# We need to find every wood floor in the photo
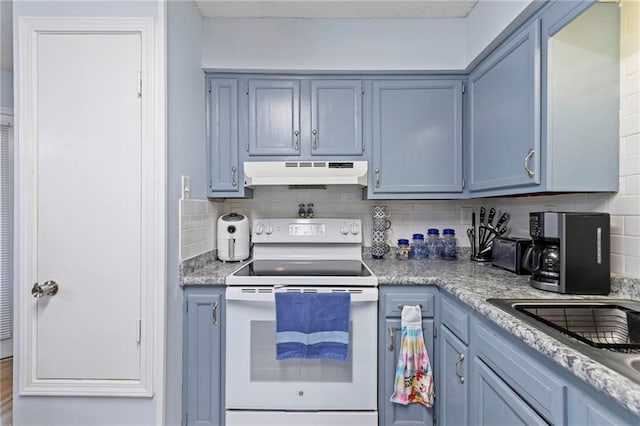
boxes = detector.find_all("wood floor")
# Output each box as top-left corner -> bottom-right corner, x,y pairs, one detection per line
0,357 -> 12,426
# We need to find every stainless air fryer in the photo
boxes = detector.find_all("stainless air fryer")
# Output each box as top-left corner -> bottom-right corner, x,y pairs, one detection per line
523,212 -> 610,295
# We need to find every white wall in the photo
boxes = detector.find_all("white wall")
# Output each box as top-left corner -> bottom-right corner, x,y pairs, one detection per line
0,70 -> 12,108
165,1 -> 208,424
201,2 -> 536,71
202,17 -> 467,70
465,0 -> 535,63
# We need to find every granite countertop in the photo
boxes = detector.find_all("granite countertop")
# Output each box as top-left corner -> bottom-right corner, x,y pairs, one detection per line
181,252 -> 640,416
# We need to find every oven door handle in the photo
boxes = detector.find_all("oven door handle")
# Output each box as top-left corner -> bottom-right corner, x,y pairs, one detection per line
226,287 -> 379,302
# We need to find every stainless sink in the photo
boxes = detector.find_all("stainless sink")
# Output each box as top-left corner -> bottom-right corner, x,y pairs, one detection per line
487,298 -> 640,383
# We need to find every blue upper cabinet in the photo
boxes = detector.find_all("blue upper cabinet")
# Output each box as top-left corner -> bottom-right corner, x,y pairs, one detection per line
467,20 -> 541,193
466,1 -> 619,197
248,79 -> 301,156
310,80 -> 363,156
207,78 -> 249,198
540,1 -> 619,192
369,79 -> 463,198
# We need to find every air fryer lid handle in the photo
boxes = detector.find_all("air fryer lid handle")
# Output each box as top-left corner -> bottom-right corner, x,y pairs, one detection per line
221,212 -> 245,222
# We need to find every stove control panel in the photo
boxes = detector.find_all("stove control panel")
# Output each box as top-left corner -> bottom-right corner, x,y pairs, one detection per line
252,218 -> 362,243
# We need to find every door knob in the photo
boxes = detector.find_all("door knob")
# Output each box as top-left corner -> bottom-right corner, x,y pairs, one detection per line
32,280 -> 59,298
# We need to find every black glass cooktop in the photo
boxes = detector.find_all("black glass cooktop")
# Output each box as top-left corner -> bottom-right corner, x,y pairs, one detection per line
232,260 -> 371,277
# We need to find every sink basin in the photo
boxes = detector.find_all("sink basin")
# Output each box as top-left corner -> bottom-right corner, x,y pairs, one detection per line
487,298 -> 640,383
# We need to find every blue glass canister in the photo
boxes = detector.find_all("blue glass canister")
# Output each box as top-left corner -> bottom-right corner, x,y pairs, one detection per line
426,228 -> 442,259
397,239 -> 410,260
410,234 -> 426,259
442,228 -> 457,260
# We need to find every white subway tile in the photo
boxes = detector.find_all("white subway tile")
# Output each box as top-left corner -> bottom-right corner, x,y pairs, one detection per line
622,92 -> 640,116
611,235 -> 640,257
611,254 -> 625,274
626,216 -> 640,236
621,112 -> 640,137
183,228 -> 206,246
624,133 -> 640,156
611,215 -> 625,235
621,71 -> 640,97
626,175 -> 640,195
626,255 -> 640,278
608,195 -> 640,215
620,154 -> 640,177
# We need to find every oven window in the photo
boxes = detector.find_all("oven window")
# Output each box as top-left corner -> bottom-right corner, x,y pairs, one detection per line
250,321 -> 353,383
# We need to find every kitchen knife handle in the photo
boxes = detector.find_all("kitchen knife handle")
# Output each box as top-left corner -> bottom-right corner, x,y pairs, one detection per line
524,149 -> 535,178
495,212 -> 510,230
479,207 -> 486,225
487,208 -> 496,226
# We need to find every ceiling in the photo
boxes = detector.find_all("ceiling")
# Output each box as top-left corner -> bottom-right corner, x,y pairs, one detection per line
194,0 -> 479,19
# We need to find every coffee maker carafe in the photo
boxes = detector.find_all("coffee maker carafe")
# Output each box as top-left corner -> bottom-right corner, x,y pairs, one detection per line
524,212 -> 610,295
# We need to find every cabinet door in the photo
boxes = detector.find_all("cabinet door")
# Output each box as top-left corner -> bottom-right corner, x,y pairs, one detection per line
310,80 -> 363,156
184,291 -> 224,426
371,80 -> 463,194
381,318 -> 435,426
248,79 -> 300,156
467,20 -> 541,192
472,358 -> 548,426
439,326 -> 468,426
208,78 -> 241,195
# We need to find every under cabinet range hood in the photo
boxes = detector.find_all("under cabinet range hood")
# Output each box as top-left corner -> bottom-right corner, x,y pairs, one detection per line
243,161 -> 368,187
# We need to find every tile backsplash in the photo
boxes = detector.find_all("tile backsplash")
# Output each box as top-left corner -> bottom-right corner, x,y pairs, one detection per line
179,199 -> 221,261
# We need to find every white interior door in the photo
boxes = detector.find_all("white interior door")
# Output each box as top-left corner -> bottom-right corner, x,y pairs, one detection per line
17,18 -> 160,397
35,32 -> 142,380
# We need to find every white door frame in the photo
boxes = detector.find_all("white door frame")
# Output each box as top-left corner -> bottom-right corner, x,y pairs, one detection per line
16,16 -> 165,401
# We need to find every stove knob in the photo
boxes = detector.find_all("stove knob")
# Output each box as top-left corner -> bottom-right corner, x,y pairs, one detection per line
255,224 -> 264,235
265,226 -> 274,235
340,225 -> 350,235
350,224 -> 360,235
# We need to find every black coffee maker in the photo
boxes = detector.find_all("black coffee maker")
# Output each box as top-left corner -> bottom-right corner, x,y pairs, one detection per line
523,212 -> 610,295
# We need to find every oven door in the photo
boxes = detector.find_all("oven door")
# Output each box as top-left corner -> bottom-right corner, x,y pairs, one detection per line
225,286 -> 378,411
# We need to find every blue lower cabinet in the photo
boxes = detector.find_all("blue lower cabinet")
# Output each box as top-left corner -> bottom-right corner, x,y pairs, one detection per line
381,318 -> 435,426
379,286 -> 437,426
183,287 -> 225,426
439,326 -> 468,426
472,358 -> 548,426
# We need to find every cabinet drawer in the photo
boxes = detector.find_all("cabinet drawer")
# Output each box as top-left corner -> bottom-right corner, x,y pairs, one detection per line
383,291 -> 435,318
475,322 -> 566,425
440,295 -> 469,344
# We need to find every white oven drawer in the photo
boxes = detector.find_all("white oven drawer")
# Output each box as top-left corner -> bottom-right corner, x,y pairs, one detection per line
225,286 -> 378,411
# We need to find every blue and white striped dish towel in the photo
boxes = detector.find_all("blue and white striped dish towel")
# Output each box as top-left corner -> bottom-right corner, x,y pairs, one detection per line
275,292 -> 350,361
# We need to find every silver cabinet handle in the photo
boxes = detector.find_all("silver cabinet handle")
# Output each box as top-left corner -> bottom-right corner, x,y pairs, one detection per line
212,301 -> 219,326
455,352 -> 465,384
231,166 -> 237,187
524,149 -> 535,179
32,280 -> 59,298
398,303 -> 423,310
387,326 -> 394,352
294,130 -> 300,150
312,129 -> 318,150
375,168 -> 381,188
